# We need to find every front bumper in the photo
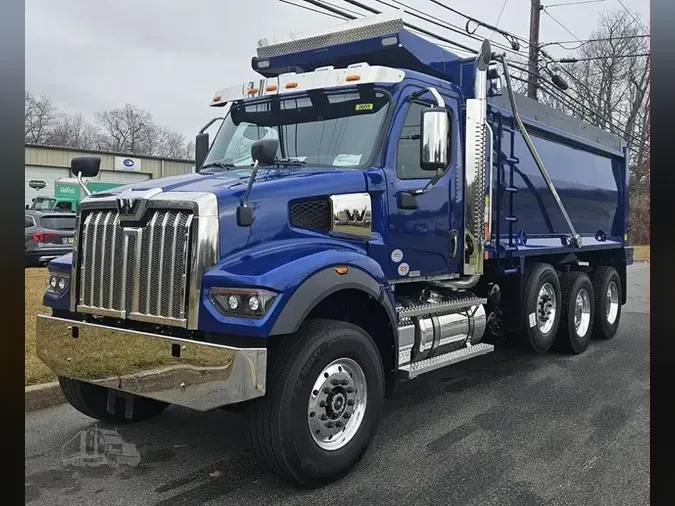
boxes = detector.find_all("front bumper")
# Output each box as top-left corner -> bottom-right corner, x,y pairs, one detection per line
35,315 -> 267,411
26,247 -> 73,264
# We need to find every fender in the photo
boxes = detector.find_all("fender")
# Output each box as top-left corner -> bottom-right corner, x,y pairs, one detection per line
269,263 -> 398,336
199,238 -> 398,339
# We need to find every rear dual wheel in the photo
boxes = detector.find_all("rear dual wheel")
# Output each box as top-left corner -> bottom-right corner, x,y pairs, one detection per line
556,271 -> 595,354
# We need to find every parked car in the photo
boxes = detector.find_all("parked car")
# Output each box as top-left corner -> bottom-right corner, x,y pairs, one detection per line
25,210 -> 76,267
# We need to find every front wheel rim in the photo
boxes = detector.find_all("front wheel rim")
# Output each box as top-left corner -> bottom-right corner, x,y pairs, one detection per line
307,358 -> 367,451
606,281 -> 619,325
574,288 -> 592,336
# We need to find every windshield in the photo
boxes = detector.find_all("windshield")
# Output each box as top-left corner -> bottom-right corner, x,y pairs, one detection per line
203,89 -> 390,170
40,215 -> 76,230
32,198 -> 55,210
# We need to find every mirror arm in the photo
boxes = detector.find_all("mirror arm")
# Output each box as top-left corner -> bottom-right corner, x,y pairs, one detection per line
409,168 -> 445,196
409,87 -> 445,108
200,117 -> 224,134
77,172 -> 91,197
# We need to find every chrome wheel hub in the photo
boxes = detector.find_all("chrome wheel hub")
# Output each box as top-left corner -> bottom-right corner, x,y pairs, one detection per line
574,288 -> 591,336
537,283 -> 557,334
308,358 -> 367,451
606,281 -> 619,325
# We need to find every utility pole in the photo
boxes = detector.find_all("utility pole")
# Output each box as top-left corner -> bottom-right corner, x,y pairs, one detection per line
527,0 -> 542,100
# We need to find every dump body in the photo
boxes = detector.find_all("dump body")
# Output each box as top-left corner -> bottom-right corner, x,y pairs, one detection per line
486,93 -> 628,256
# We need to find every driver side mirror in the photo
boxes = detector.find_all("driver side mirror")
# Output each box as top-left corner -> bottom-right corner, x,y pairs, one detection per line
195,132 -> 209,170
420,107 -> 449,171
71,156 -> 100,178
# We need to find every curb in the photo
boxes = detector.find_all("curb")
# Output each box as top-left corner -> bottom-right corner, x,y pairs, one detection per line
25,381 -> 65,413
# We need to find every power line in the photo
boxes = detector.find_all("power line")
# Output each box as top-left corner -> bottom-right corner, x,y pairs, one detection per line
542,7 -> 582,42
557,52 -> 650,63
279,0 -> 345,20
374,0 -> 527,58
546,0 -> 607,7
494,0 -> 509,30
284,1 -> 646,149
541,33 -> 650,50
615,0 -> 649,35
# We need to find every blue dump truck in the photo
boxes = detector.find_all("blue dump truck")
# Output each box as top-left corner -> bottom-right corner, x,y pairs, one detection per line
36,15 -> 632,486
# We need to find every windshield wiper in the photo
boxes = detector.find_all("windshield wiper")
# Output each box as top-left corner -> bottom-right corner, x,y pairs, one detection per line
201,160 -> 235,171
272,158 -> 307,167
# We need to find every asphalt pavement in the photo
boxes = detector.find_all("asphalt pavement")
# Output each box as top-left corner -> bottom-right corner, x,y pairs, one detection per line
25,262 -> 650,506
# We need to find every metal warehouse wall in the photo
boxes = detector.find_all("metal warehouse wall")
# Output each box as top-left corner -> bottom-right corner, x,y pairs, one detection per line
25,145 -> 195,179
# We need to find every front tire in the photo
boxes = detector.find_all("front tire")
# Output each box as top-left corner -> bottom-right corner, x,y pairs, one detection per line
246,319 -> 385,487
58,377 -> 168,424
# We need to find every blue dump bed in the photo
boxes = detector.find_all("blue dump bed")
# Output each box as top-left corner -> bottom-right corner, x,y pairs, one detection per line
253,16 -> 628,254
487,93 -> 628,254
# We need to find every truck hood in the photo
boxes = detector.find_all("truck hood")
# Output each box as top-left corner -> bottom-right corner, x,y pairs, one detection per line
106,166 -> 368,203
96,167 -> 373,260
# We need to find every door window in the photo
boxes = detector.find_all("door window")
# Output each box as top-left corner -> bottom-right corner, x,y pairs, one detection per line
396,99 -> 452,180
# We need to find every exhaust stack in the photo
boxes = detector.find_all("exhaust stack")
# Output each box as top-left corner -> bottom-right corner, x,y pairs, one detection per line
463,40 -> 492,276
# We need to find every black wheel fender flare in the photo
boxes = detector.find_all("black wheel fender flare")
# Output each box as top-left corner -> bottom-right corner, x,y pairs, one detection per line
269,266 -> 398,339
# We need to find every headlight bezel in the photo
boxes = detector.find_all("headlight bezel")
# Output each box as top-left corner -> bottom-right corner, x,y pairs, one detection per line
46,271 -> 70,296
209,287 -> 278,319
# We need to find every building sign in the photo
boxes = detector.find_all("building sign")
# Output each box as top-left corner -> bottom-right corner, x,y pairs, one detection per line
28,180 -> 46,190
114,156 -> 142,172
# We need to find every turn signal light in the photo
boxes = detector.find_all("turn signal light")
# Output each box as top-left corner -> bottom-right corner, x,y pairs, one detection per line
285,82 -> 299,89
345,74 -> 361,82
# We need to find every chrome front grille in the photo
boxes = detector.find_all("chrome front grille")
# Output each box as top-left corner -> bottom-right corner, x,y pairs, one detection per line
77,208 -> 194,326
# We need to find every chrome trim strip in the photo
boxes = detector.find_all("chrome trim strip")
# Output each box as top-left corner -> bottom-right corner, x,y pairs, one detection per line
35,314 -> 266,411
120,232 -> 130,311
77,305 -> 126,319
167,212 -> 180,316
131,228 -> 143,314
128,312 -> 187,328
157,212 -> 170,313
109,214 -> 119,307
70,212 -> 82,312
99,211 -> 110,307
145,212 -> 158,313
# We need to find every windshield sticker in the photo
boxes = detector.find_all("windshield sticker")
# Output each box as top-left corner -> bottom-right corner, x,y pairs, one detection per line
355,103 -> 373,111
333,154 -> 363,166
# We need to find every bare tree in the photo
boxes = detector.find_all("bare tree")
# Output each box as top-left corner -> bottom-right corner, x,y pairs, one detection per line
25,91 -> 58,144
47,112 -> 97,150
94,104 -> 154,154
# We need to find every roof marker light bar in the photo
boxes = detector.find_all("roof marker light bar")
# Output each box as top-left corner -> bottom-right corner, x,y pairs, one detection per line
210,63 -> 405,106
256,13 -> 404,59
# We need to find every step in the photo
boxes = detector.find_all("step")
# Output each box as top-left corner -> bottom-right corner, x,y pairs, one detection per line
398,343 -> 495,379
397,295 -> 487,320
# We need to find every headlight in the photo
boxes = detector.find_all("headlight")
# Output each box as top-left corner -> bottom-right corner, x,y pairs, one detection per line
209,288 -> 277,318
46,271 -> 70,295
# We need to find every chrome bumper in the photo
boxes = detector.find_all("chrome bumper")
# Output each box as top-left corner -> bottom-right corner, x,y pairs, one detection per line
35,314 -> 266,411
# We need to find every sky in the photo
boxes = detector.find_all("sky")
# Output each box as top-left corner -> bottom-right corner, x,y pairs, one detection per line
25,0 -> 649,143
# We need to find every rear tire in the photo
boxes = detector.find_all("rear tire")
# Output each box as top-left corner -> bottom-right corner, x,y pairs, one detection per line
519,262 -> 561,353
591,266 -> 622,339
555,271 -> 594,354
58,377 -> 168,424
246,319 -> 385,487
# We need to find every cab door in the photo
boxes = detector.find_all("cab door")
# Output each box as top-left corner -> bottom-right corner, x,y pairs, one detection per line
385,86 -> 462,281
